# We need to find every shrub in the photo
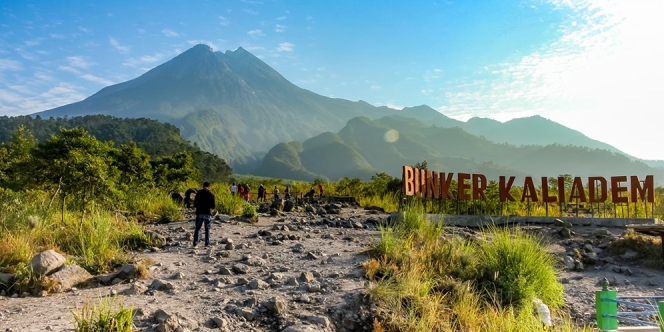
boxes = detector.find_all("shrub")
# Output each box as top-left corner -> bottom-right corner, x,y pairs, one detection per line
71,295 -> 134,332
242,203 -> 257,219
474,226 -> 564,312
158,199 -> 182,223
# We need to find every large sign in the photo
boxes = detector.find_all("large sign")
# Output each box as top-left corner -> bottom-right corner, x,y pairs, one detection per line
402,166 -> 655,203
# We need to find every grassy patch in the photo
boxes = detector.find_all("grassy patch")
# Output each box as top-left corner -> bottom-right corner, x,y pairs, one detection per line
211,184 -> 246,215
366,204 -> 584,331
71,295 -> 134,332
359,192 -> 400,212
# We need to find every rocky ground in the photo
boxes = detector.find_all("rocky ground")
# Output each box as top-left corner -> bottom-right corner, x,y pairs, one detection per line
1,202 -> 663,331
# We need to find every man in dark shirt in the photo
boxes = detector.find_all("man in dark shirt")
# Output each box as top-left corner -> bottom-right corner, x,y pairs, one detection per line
193,182 -> 216,247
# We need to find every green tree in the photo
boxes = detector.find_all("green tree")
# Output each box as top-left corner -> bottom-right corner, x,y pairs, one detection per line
151,151 -> 199,192
0,126 -> 38,190
33,128 -> 121,217
413,160 -> 428,170
111,142 -> 153,188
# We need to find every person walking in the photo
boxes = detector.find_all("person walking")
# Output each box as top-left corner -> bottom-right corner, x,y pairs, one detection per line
318,183 -> 324,198
230,183 -> 237,196
193,181 -> 216,248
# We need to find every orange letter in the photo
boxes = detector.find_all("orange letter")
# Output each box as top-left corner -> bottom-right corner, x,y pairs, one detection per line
631,175 -> 654,203
473,174 -> 487,200
457,173 -> 471,200
402,166 -> 414,196
611,176 -> 628,203
439,172 -> 455,200
419,169 -> 427,197
558,176 -> 565,203
428,171 -> 439,199
588,177 -> 607,203
569,177 -> 587,202
541,177 -> 557,203
413,168 -> 420,197
521,177 -> 538,202
499,176 -> 516,202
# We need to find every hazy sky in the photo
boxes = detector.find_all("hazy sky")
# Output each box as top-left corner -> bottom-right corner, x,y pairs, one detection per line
1,0 -> 662,159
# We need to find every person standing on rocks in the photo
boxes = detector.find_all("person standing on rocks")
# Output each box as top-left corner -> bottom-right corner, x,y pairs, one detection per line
193,182 -> 216,247
273,185 -> 280,200
284,185 -> 291,200
257,184 -> 266,202
318,183 -> 324,198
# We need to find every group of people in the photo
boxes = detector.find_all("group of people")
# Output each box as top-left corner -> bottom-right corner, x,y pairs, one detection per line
230,182 -> 325,202
192,181 -> 326,248
229,183 -> 251,201
255,184 -> 292,201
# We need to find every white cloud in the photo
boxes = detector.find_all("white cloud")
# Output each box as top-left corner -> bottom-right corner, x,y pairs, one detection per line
438,0 -> 664,159
50,33 -> 67,39
219,16 -> 230,26
0,83 -> 85,116
387,103 -> 404,110
243,45 -> 265,52
67,56 -> 92,69
275,24 -> 286,32
79,74 -> 113,86
276,16 -> 287,20
276,42 -> 294,52
248,29 -> 264,37
0,59 -> 22,71
162,28 -> 181,37
123,53 -> 164,68
109,37 -> 130,54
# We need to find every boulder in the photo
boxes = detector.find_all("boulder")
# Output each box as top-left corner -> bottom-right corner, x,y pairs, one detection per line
114,264 -> 141,281
364,206 -> 385,213
150,279 -> 174,291
283,200 -> 295,212
123,283 -> 148,295
0,272 -> 14,286
29,250 -> 65,276
184,188 -> 197,208
265,297 -> 287,314
170,192 -> 185,204
146,231 -> 167,247
50,265 -> 92,292
249,279 -> 269,290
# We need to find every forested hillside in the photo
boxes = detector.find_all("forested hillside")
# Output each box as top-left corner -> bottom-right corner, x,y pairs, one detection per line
0,115 -> 232,183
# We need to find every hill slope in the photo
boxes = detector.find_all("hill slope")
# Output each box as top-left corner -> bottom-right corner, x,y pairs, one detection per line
0,115 -> 232,182
255,116 -> 663,184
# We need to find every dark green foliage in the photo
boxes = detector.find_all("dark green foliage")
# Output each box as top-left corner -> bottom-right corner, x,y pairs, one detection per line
0,114 -> 231,183
0,126 -> 37,190
33,128 -> 121,211
151,152 -> 199,192
111,142 -> 153,188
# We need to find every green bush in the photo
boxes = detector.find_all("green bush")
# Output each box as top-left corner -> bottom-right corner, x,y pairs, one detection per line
71,295 -> 134,332
212,185 -> 245,215
158,199 -> 182,223
475,226 -> 564,311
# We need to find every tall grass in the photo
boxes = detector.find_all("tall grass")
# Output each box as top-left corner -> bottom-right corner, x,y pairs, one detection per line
359,192 -> 400,212
366,203 -> 585,331
210,183 -> 246,215
71,295 -> 134,332
0,189 -> 150,274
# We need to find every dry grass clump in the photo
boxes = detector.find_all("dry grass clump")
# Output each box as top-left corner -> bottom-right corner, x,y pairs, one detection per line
605,228 -> 663,269
365,203 -> 590,332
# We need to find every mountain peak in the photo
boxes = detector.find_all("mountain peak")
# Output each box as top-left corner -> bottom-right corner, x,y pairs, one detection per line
189,43 -> 214,53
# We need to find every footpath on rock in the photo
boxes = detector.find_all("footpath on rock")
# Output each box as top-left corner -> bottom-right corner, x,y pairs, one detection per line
2,201 -> 664,331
